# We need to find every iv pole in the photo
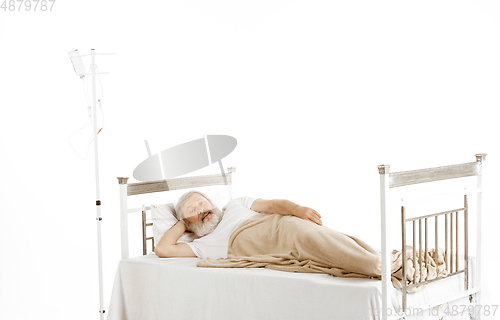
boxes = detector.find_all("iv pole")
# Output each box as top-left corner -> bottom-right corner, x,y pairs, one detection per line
90,49 -> 105,320
69,49 -> 113,319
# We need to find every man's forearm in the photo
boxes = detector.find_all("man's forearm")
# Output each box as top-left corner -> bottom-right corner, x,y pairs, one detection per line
154,220 -> 196,258
251,198 -> 322,226
270,199 -> 322,226
270,199 -> 299,216
156,220 -> 187,248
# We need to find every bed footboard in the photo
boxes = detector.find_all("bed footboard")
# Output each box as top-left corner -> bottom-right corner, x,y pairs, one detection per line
400,194 -> 478,312
378,154 -> 485,320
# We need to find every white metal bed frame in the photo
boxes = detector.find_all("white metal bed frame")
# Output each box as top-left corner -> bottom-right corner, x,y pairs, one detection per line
378,153 -> 485,320
115,154 -> 485,320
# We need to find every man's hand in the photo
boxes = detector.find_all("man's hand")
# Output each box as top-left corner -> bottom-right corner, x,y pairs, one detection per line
293,205 -> 322,226
180,219 -> 193,233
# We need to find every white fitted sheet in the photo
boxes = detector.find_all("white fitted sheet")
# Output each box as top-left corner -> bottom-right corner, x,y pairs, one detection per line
107,255 -> 475,320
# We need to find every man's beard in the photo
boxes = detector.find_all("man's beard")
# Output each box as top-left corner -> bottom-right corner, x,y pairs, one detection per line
187,207 -> 224,237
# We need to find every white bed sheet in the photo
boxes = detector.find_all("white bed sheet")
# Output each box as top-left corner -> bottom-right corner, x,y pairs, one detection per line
107,255 -> 475,320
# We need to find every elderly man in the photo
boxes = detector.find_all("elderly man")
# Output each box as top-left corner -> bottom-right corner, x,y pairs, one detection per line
154,191 -> 322,259
154,191 -> 446,289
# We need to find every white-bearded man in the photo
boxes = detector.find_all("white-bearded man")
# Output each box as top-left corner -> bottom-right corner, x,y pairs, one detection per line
154,190 -> 444,289
154,191 -> 322,259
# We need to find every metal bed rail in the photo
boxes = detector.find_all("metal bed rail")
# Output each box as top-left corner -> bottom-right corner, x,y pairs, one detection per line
400,195 -> 470,311
142,207 -> 155,255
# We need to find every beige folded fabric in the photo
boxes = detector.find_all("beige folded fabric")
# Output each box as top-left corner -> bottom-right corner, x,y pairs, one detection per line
197,213 -> 447,292
391,246 -> 447,292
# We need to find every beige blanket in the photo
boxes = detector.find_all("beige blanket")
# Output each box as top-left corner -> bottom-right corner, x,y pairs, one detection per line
197,213 -> 447,292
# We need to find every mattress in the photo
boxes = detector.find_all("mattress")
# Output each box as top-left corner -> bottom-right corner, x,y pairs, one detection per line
107,255 -> 475,320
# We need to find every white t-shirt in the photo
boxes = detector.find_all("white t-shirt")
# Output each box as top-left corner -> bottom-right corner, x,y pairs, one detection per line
186,197 -> 259,259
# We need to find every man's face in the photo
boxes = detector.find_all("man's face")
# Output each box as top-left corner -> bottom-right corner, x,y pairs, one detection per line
181,194 -> 223,237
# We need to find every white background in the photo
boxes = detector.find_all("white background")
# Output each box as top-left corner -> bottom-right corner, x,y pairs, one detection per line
1,1 -> 499,319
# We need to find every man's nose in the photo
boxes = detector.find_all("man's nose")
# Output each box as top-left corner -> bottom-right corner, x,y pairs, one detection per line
196,206 -> 205,217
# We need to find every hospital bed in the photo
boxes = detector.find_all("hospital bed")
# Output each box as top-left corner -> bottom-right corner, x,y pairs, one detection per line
107,155 -> 486,320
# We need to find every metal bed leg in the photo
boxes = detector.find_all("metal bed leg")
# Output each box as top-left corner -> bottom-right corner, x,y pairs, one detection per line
378,165 -> 391,320
401,206 -> 407,312
118,177 -> 129,260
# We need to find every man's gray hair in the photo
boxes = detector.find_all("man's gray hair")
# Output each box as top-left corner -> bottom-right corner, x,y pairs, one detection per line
175,190 -> 216,220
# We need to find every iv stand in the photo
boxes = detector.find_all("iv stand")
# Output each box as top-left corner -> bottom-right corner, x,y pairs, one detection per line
69,48 -> 114,319
90,49 -> 105,320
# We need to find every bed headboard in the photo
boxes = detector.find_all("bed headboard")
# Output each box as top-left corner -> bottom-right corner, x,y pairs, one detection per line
377,154 -> 486,317
117,167 -> 236,259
